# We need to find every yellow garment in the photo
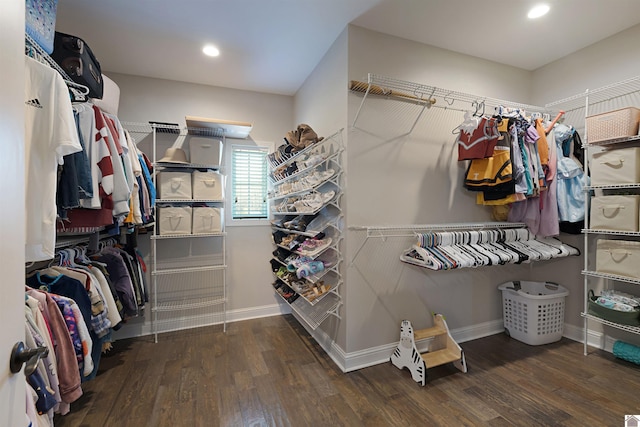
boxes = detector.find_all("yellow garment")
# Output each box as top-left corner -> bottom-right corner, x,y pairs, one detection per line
476,192 -> 523,206
465,149 -> 512,189
535,118 -> 549,166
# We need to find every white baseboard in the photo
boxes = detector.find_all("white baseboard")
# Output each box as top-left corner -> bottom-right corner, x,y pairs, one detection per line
299,319 -> 506,373
115,311 -> 622,369
113,303 -> 290,340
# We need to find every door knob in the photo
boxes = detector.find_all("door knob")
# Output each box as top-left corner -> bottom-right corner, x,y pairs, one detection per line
9,341 -> 49,375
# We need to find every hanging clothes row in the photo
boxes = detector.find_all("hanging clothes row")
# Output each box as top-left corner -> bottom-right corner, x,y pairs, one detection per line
24,51 -> 156,263
455,105 -> 584,237
24,237 -> 148,423
57,103 -> 156,235
401,226 -> 579,271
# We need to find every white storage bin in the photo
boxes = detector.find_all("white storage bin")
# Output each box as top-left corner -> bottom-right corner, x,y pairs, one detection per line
192,170 -> 223,200
192,207 -> 222,234
590,147 -> 640,185
498,281 -> 569,346
158,206 -> 192,235
189,137 -> 222,167
157,171 -> 192,200
590,195 -> 640,232
596,239 -> 640,279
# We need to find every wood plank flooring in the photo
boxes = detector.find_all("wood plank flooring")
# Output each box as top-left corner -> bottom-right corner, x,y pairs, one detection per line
54,315 -> 640,427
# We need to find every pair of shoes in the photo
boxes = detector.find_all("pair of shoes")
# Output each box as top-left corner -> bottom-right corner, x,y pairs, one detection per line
272,247 -> 291,263
271,215 -> 297,229
285,124 -> 324,151
296,260 -> 325,279
286,255 -> 314,272
303,169 -> 335,187
298,237 -> 332,255
291,191 -> 335,213
272,230 -> 286,244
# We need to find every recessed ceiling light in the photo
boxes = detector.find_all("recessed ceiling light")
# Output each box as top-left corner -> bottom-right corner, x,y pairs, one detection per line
528,4 -> 550,19
203,45 -> 220,57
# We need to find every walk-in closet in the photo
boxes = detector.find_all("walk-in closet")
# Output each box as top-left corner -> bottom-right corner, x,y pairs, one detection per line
4,1 -> 640,426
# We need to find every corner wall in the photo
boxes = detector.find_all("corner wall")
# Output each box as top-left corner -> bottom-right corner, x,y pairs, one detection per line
342,25 -> 579,359
106,73 -> 295,337
293,28 -> 350,353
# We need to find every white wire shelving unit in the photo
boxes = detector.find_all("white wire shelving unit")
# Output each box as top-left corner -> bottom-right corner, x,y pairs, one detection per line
125,121 -> 230,342
548,75 -> 640,356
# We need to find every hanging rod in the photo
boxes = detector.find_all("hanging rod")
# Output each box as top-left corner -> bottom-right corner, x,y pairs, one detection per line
348,222 -> 528,266
349,221 -> 526,237
364,74 -> 552,112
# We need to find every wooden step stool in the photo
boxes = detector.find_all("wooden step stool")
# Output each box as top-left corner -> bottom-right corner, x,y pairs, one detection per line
390,313 -> 467,386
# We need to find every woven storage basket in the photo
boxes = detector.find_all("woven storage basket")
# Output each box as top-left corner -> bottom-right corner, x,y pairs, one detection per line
586,107 -> 640,143
588,290 -> 640,326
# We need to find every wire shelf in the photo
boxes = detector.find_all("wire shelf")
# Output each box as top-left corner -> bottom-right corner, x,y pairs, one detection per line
152,297 -> 226,312
152,232 -> 226,240
349,222 -> 527,238
547,75 -> 640,112
155,198 -> 224,204
581,313 -> 640,335
582,270 -> 640,285
364,74 -> 553,114
119,121 -> 230,138
586,134 -> 640,147
152,265 -> 226,276
582,229 -> 640,237
289,291 -> 341,330
586,183 -> 640,190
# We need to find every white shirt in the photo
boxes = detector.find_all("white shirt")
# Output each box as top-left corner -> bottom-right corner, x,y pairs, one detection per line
25,57 -> 82,261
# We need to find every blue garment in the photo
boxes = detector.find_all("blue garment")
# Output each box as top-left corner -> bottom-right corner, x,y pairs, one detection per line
556,136 -> 586,223
73,111 -> 93,199
138,154 -> 156,206
56,112 -> 94,218
27,273 -> 92,329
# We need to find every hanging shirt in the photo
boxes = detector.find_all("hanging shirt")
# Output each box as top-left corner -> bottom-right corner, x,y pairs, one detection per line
25,57 -> 83,261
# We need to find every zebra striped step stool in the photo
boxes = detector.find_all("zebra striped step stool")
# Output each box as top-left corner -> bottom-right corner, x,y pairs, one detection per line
390,313 -> 467,386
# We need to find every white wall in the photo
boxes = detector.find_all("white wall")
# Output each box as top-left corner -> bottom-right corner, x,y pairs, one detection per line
106,73 -> 295,337
343,25 -> 572,355
532,24 -> 640,107
293,28 -> 350,352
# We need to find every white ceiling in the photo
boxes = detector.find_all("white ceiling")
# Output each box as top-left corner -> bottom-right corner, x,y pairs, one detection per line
54,0 -> 640,96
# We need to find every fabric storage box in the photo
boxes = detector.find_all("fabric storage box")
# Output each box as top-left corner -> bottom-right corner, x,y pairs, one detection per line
192,207 -> 222,234
498,281 -> 569,345
157,171 -> 192,200
590,147 -> 640,185
590,195 -> 640,232
192,170 -> 223,200
189,137 -> 222,166
158,206 -> 192,235
596,239 -> 640,279
26,0 -> 58,54
588,290 -> 640,326
586,107 -> 640,143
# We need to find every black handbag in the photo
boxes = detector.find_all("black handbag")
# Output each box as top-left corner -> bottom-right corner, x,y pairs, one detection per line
51,31 -> 103,99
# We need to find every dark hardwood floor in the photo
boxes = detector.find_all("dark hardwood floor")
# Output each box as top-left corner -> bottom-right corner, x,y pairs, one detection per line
54,315 -> 639,427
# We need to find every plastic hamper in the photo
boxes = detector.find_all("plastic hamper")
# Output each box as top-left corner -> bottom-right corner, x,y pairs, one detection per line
498,281 -> 569,345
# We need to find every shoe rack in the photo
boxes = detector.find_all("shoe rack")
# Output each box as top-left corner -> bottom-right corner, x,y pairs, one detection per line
268,129 -> 344,330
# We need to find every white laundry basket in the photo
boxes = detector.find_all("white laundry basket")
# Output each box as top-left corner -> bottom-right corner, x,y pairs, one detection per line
498,281 -> 569,345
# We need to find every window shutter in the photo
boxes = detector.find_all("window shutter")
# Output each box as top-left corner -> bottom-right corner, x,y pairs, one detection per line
231,146 -> 268,219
